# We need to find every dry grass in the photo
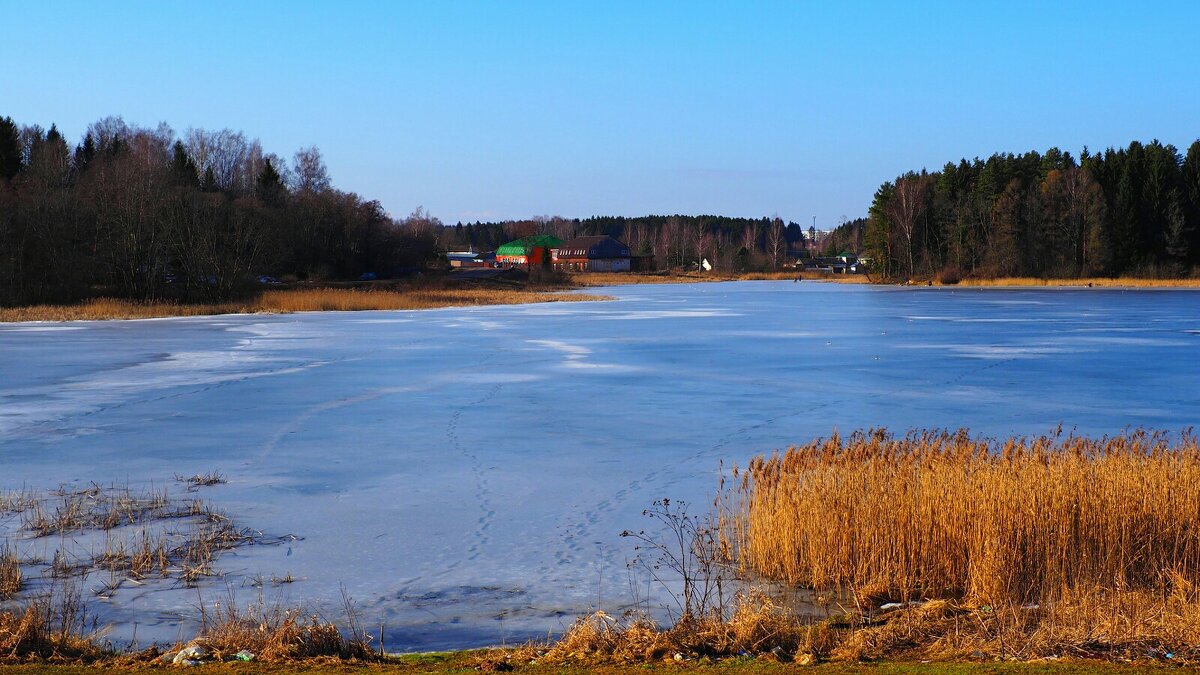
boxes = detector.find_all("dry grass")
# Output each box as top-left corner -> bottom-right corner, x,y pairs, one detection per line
1,483 -> 281,595
720,428 -> 1200,661
0,590 -> 374,665
0,582 -> 102,662
571,270 -> 872,287
255,287 -> 606,312
507,592 -> 834,667
0,544 -> 20,600
175,471 -> 227,491
192,594 -> 375,662
729,429 -> 1200,605
948,277 -> 1200,288
0,287 -> 609,322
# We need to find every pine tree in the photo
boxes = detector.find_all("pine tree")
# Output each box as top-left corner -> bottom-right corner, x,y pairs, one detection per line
73,132 -> 96,174
1165,190 -> 1191,267
169,141 -> 199,188
201,165 -> 218,193
0,116 -> 21,181
255,158 -> 285,204
1183,141 -> 1200,264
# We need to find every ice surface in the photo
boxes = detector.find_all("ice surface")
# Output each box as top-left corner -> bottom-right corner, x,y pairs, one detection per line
1,282 -> 1199,650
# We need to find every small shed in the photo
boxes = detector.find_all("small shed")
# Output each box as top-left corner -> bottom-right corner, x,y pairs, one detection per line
496,235 -> 565,267
553,235 -> 632,272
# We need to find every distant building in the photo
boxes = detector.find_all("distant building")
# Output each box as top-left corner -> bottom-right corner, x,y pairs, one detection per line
553,235 -> 632,272
446,251 -> 488,268
495,235 -> 564,267
803,253 -> 861,274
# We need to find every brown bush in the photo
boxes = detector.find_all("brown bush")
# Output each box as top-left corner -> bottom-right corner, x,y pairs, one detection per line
936,265 -> 962,285
193,594 -> 375,662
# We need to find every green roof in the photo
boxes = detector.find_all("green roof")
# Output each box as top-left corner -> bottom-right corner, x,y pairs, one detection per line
496,235 -> 565,256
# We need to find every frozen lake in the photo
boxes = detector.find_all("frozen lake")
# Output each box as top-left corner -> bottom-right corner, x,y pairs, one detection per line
1,281 -> 1198,650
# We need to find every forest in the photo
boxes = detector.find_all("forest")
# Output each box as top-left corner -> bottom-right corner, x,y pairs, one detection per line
0,115 -> 441,306
5,113 -> 1198,308
440,214 -> 812,272
863,140 -> 1200,281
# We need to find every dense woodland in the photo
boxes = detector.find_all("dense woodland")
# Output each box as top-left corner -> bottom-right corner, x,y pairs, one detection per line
441,214 -> 811,272
864,140 -> 1200,280
0,115 -> 441,306
4,114 -> 1198,308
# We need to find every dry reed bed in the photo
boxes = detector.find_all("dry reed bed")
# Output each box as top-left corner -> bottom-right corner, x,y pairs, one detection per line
190,595 -> 375,662
0,481 -> 284,593
0,590 -> 375,663
951,277 -> 1200,288
256,287 -> 606,312
0,481 -> 352,664
508,593 -> 835,667
714,428 -> 1200,660
570,270 -> 823,286
0,287 -> 608,322
525,429 -> 1200,665
0,588 -> 100,661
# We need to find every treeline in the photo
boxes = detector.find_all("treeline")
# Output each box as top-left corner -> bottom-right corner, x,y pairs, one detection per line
817,217 -> 867,257
442,214 -> 812,271
866,140 -> 1200,280
0,115 -> 440,306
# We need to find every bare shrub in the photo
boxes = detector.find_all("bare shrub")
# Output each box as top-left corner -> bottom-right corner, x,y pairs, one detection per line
194,590 -> 375,661
0,542 -> 20,599
936,265 -> 962,285
0,580 -> 104,661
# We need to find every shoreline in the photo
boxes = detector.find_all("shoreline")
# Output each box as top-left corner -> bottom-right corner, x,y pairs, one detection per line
3,271 -> 1198,324
947,276 -> 1200,289
0,653 -> 1171,673
0,285 -> 612,323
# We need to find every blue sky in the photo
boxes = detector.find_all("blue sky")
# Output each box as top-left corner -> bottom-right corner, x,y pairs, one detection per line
2,1 -> 1198,226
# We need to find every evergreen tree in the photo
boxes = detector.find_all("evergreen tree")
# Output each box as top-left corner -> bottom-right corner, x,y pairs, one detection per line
201,165 -> 218,193
0,116 -> 21,181
255,158 -> 285,205
1182,141 -> 1200,263
73,132 -> 96,174
1165,190 -> 1191,265
865,181 -> 896,277
169,141 -> 199,188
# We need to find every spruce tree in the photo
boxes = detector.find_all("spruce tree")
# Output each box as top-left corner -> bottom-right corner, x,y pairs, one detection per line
73,132 -> 96,174
255,158 -> 284,204
0,116 -> 21,181
201,165 -> 218,192
169,141 -> 199,187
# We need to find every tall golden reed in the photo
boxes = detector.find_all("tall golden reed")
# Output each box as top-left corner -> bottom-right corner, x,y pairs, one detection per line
0,287 -> 607,322
728,429 -> 1200,607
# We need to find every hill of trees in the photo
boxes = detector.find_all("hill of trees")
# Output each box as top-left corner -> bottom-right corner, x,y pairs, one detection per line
8,113 -> 1194,307
0,115 -> 440,306
441,214 -> 811,272
865,140 -> 1200,281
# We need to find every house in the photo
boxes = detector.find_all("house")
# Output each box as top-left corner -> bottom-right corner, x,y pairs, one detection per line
553,235 -> 633,272
446,251 -> 488,268
495,235 -> 564,267
802,254 -> 861,274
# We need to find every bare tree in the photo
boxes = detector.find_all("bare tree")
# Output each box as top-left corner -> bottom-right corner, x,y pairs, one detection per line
766,217 -> 785,269
185,128 -> 262,194
662,216 -> 685,269
535,215 -> 574,240
292,145 -> 331,194
692,219 -> 711,271
403,206 -> 443,240
86,115 -> 131,155
887,174 -> 931,278
741,220 -> 758,252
